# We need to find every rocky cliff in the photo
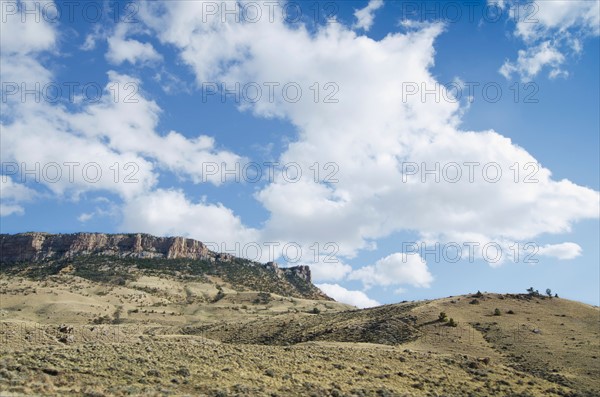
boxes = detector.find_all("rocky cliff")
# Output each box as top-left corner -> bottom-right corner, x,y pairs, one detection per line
0,232 -> 211,262
0,232 -> 315,287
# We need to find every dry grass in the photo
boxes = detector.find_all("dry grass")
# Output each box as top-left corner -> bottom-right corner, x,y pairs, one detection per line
1,274 -> 599,396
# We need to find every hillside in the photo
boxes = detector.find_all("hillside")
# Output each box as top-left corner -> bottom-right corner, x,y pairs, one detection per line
0,233 -> 599,396
0,232 -> 329,301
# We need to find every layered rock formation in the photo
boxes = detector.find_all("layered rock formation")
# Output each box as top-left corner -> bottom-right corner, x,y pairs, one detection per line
266,261 -> 312,283
0,232 -> 314,285
0,232 -> 210,262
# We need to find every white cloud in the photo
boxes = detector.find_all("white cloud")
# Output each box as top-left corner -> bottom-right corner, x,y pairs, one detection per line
107,36 -> 162,65
77,212 -> 94,222
499,41 -> 566,81
316,283 -> 380,308
507,1 -> 599,43
1,88 -> 159,201
353,0 -> 384,31
307,257 -> 353,282
80,24 -> 106,51
66,72 -> 244,186
493,0 -> 600,80
152,69 -> 191,95
349,253 -> 434,289
1,6 -> 243,219
120,189 -> 260,249
538,242 -> 582,260
106,24 -> 162,65
0,0 -> 55,98
2,71 -> 243,206
134,1 -> 599,267
0,204 -> 25,217
0,0 -> 56,56
0,177 -> 37,217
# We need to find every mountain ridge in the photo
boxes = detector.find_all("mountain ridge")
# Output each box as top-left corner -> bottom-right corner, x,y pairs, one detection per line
0,232 -> 326,300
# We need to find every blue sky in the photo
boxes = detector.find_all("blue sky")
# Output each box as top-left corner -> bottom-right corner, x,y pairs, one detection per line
1,0 -> 599,307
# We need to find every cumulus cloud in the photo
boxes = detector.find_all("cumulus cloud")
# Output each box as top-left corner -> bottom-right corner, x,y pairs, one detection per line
77,212 -> 94,223
538,242 -> 582,260
353,0 -> 384,31
134,1 -> 599,267
349,253 -> 434,289
2,32 -> 242,207
506,1 -> 599,43
106,24 -> 162,65
0,0 -> 55,98
316,283 -> 380,308
500,41 -> 566,81
0,0 -> 56,56
65,72 -> 243,186
0,177 -> 37,216
307,257 -> 353,282
493,0 -> 600,80
120,189 -> 260,250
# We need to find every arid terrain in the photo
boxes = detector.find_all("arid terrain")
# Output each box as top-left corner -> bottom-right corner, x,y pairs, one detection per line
1,233 -> 599,396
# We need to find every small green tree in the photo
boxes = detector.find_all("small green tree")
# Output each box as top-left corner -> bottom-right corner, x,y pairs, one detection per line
212,290 -> 225,303
447,318 -> 458,327
546,288 -> 552,298
438,312 -> 448,322
493,308 -> 501,316
526,287 -> 535,295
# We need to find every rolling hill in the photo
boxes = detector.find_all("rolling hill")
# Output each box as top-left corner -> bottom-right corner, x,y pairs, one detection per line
1,232 -> 598,396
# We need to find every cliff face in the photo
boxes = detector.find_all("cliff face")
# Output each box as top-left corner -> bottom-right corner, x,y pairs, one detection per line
0,232 -> 211,262
266,261 -> 312,283
0,233 -> 314,285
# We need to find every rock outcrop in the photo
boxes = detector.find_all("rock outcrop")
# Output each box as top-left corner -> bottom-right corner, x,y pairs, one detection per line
283,265 -> 312,283
0,232 -> 314,285
265,261 -> 312,283
0,232 -> 211,262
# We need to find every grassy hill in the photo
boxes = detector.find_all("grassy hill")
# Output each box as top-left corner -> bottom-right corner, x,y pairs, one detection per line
0,254 -> 330,301
1,261 -> 598,396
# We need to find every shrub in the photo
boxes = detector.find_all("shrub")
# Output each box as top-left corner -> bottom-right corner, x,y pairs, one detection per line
469,299 -> 479,305
212,290 -> 225,303
526,287 -> 540,296
91,314 -> 112,324
264,369 -> 275,377
447,318 -> 458,327
438,312 -> 448,322
493,308 -> 501,316
253,292 -> 271,304
311,307 -> 321,314
507,309 -> 515,314
112,306 -> 124,324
